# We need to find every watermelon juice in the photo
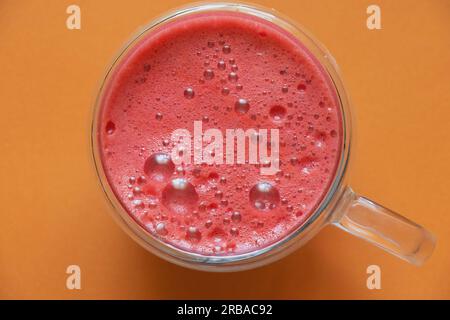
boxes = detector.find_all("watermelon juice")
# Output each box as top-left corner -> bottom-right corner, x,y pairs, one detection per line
97,11 -> 343,256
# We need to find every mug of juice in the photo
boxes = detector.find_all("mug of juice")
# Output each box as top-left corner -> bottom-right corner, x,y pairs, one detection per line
91,2 -> 435,271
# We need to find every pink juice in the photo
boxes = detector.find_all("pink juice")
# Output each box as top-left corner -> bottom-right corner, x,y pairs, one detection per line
98,12 -> 342,255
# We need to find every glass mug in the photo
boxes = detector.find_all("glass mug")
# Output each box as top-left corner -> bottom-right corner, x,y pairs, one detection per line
91,2 -> 436,271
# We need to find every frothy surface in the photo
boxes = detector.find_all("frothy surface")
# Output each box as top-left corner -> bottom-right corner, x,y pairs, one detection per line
98,12 -> 343,255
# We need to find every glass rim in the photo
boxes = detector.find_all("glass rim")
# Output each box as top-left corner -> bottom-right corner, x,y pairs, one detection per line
90,1 -> 353,270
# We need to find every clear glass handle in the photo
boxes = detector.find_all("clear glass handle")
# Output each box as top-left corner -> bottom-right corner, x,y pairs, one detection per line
332,187 -> 436,266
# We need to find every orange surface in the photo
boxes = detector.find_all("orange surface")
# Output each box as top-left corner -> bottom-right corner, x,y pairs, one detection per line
0,0 -> 449,299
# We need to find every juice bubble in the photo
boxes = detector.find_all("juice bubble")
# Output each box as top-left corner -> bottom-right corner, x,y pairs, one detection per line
132,186 -> 142,195
184,87 -> 195,99
269,105 -> 287,122
235,98 -> 249,114
249,182 -> 280,211
204,69 -> 215,80
221,87 -> 230,95
156,222 -> 168,235
222,45 -> 231,54
144,153 -> 175,182
231,211 -> 242,222
137,175 -> 147,184
208,171 -> 219,182
162,178 -> 199,214
228,72 -> 238,82
297,83 -> 306,91
217,60 -> 226,70
132,199 -> 145,209
105,121 -> 116,135
186,226 -> 202,242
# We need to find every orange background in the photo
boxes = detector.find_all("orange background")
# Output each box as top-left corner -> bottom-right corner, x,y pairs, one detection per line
1,0 -> 449,299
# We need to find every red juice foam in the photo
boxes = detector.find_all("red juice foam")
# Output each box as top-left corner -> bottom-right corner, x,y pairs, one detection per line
98,12 -> 343,255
